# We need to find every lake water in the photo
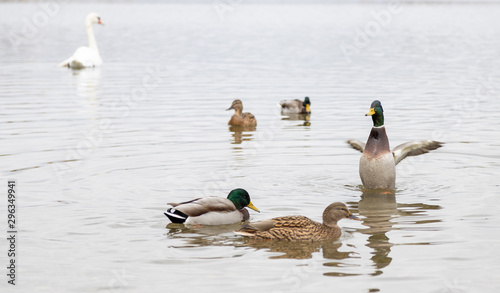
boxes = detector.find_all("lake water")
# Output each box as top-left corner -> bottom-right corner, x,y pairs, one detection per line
1,1 -> 500,292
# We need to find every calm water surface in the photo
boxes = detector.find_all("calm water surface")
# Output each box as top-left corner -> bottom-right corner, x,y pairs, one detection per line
1,2 -> 500,292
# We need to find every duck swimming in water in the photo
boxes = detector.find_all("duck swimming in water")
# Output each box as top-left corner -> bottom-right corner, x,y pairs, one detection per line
347,100 -> 443,191
165,188 -> 260,225
279,97 -> 311,114
226,99 -> 257,127
235,202 -> 358,241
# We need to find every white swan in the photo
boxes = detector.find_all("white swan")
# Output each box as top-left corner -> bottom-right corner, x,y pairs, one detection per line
59,13 -> 103,69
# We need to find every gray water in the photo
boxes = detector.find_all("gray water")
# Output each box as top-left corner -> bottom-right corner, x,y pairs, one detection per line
1,1 -> 500,292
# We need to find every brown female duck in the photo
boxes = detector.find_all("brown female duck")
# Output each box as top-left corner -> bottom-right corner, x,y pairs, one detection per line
235,202 -> 359,241
226,99 -> 257,127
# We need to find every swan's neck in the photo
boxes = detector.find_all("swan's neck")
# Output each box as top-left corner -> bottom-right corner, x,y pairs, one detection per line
86,22 -> 99,52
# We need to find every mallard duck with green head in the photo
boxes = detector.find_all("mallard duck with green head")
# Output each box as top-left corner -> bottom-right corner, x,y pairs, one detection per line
164,188 -> 260,225
235,202 -> 359,241
279,96 -> 311,114
227,99 -> 257,127
347,100 -> 443,191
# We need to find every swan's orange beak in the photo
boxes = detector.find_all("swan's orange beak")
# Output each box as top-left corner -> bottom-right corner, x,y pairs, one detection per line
98,18 -> 104,25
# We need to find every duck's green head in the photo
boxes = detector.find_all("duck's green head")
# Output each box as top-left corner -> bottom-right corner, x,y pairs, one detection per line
365,100 -> 384,127
303,97 -> 311,113
227,188 -> 260,212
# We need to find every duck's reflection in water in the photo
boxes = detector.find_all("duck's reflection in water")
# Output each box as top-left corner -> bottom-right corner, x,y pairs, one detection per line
346,189 -> 442,276
356,190 -> 397,275
239,238 -> 352,260
166,222 -> 355,260
165,192 -> 441,276
281,114 -> 311,126
228,125 -> 256,145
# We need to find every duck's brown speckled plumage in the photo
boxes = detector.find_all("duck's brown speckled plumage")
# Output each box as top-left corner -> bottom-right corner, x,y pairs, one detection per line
236,202 -> 358,241
245,215 -> 340,241
226,99 -> 257,127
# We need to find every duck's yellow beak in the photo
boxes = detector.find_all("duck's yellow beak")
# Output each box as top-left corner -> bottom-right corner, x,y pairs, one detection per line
247,201 -> 260,213
365,108 -> 375,116
305,104 -> 311,113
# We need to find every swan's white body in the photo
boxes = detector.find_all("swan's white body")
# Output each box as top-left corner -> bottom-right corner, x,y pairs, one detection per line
59,13 -> 103,69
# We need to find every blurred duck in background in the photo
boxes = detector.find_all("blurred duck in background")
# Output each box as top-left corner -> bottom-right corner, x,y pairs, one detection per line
279,97 -> 311,114
226,99 -> 257,127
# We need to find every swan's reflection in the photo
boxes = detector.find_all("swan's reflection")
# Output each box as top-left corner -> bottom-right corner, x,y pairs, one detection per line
72,67 -> 101,100
228,125 -> 255,144
50,68 -> 102,179
281,113 -> 311,126
70,68 -> 102,139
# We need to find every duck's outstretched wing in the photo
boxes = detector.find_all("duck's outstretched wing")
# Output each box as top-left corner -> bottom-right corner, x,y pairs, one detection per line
347,139 -> 366,153
392,140 -> 443,165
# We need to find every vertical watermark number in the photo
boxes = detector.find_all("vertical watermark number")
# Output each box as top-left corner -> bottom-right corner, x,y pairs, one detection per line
7,180 -> 17,285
